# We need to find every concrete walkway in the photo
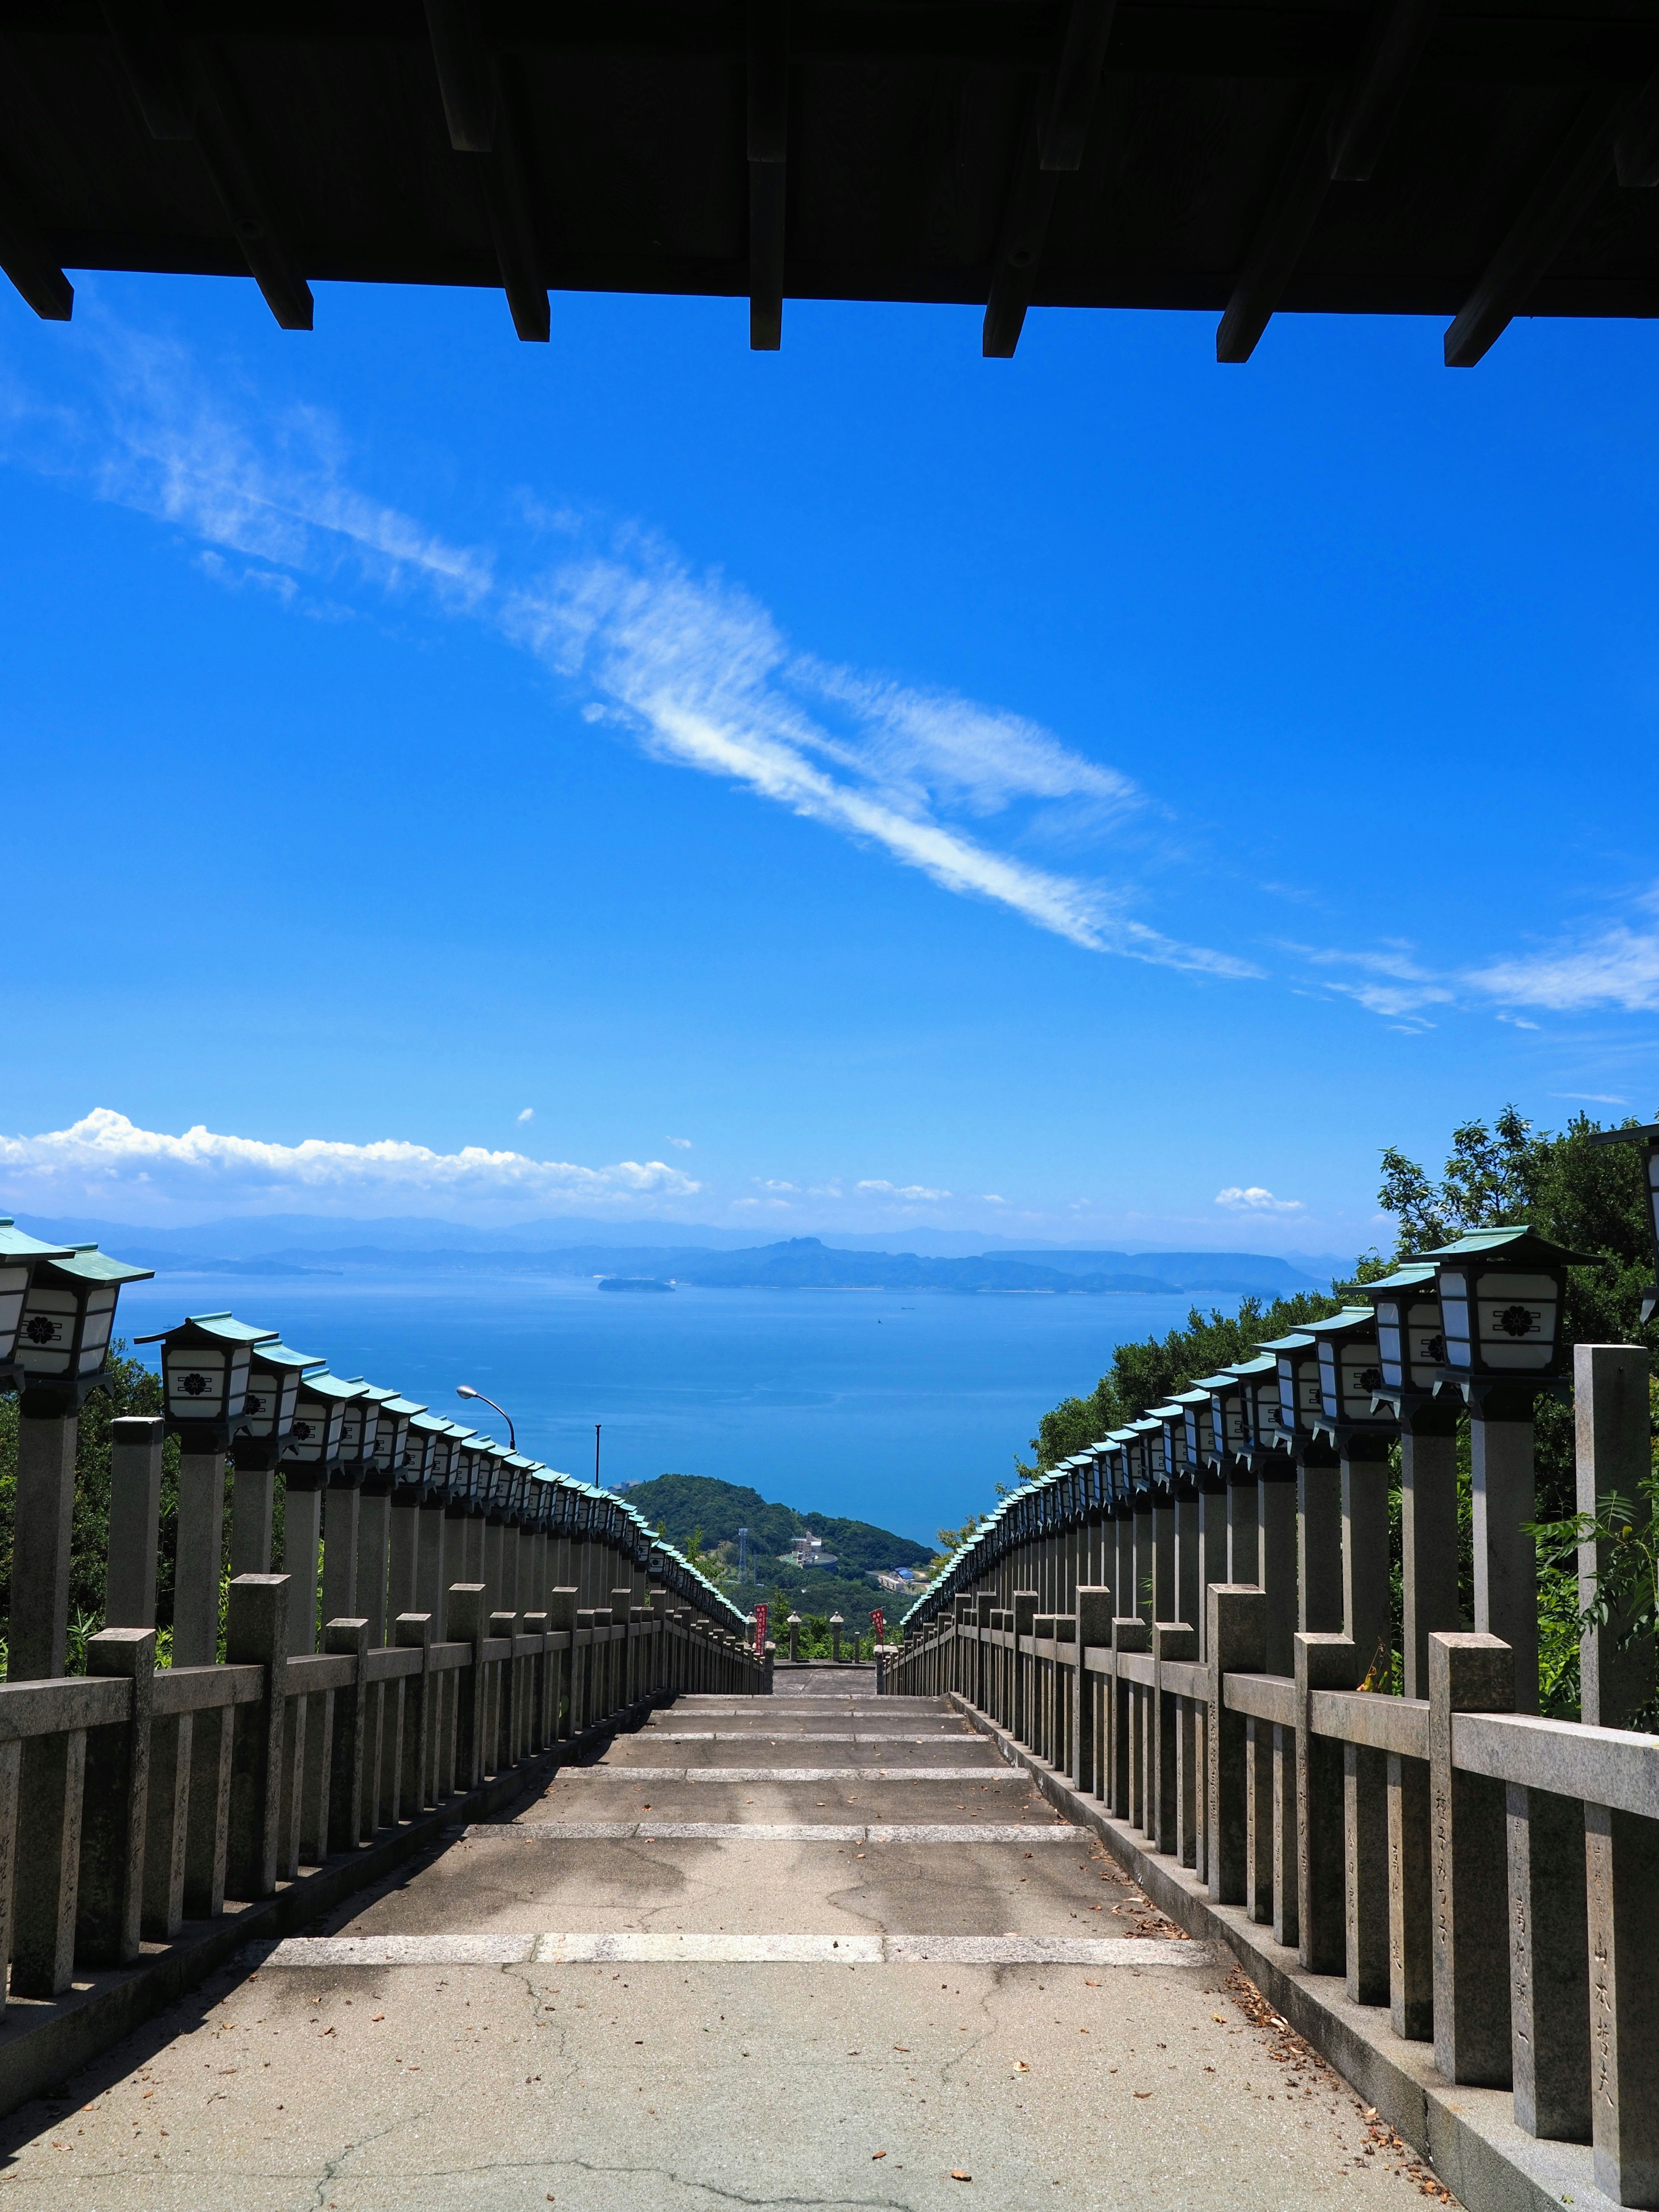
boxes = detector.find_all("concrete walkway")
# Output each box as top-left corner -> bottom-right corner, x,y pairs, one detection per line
0,1686 -> 1456,2210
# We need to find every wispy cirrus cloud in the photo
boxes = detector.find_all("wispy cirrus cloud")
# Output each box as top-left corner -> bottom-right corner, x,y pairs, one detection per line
0,1108 -> 698,1217
0,308 -> 1253,977
1468,919 -> 1659,1014
1294,903 -> 1659,1027
505,548 -> 1255,969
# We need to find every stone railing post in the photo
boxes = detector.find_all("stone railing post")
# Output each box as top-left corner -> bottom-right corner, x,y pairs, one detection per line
324,1616 -> 370,1854
105,1415 -> 165,1628
1207,1585 -> 1265,1906
226,1573 -> 289,1900
1576,1343 -> 1652,1727
174,1449 -> 227,1668
1110,1616 -> 1148,1820
547,1588 -> 577,1738
1294,1630 -> 1357,1976
1429,1630 -> 1514,2085
77,1627 -> 155,1965
490,1610 -> 518,1773
11,1405 -> 77,1681
283,1474 -> 326,1655
1152,1621 -> 1196,1857
1011,1593 -> 1037,1742
1586,1793 -> 1659,2203
395,1611 -> 434,1810
1075,1587 -> 1113,1796
448,1586 -> 488,1787
1469,1395 -> 1538,1713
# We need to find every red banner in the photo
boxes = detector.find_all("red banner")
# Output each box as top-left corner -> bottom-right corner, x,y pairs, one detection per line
871,1608 -> 884,1645
754,1602 -> 768,1657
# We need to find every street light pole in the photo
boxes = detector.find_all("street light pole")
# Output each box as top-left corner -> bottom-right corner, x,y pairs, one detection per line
456,1384 -> 515,1451
594,1422 -> 601,1486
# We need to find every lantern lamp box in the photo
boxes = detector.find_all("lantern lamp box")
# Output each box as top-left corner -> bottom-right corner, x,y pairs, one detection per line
1227,1351 -> 1287,1459
1297,1306 -> 1394,1441
15,1244 -> 156,1412
0,1219 -> 74,1382
331,1376 -> 388,1478
1256,1329 -> 1323,1448
1360,1261 -> 1446,1408
280,1371 -> 370,1487
400,1409 -> 449,1495
134,1311 -> 282,1448
232,1340 -> 327,1463
1420,1226 -> 1602,1392
361,1389 -> 426,1487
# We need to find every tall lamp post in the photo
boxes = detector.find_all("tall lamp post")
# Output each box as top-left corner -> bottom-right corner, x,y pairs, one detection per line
457,1383 -> 515,1449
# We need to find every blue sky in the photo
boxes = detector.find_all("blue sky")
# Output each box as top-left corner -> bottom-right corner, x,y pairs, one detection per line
1,275 -> 1656,1264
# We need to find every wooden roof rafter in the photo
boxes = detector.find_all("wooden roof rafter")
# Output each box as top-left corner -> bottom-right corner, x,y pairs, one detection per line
0,0 -> 1653,366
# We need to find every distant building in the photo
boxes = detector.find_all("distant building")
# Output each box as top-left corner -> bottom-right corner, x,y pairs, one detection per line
874,1568 -> 928,1592
782,1533 -> 839,1570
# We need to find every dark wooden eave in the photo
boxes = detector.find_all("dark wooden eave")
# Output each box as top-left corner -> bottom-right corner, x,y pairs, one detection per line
2,0 -> 1657,365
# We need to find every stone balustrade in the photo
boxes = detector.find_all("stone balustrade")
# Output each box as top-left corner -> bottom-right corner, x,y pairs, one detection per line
0,1396 -> 763,2102
884,1341 -> 1659,2212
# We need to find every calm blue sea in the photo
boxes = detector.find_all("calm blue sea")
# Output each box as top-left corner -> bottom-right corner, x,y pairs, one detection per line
114,1274 -> 1228,1545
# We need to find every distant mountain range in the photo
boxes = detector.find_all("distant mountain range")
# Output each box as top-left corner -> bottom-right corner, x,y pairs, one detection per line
13,1213 -> 1336,1300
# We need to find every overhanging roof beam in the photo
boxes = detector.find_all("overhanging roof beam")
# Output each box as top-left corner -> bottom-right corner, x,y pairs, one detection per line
424,0 -> 497,153
1040,0 -> 1117,172
1444,88 -> 1626,366
102,3 -> 312,330
1216,86 -> 1336,362
1219,0 -> 1444,360
474,69 -> 550,342
747,0 -> 789,350
1327,0 -> 1440,182
0,160 -> 72,321
414,3 -> 547,339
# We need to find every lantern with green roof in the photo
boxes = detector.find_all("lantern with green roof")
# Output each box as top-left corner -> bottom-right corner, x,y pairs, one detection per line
0,1220 -> 72,1388
1421,1226 -> 1600,1391
1361,1260 -> 1446,1411
1258,1330 -> 1322,1450
134,1311 -> 280,1449
13,1243 -> 155,1413
359,1386 -> 424,1490
234,1339 -> 326,1463
280,1371 -> 371,1491
1230,1351 -> 1288,1459
401,1409 -> 450,1499
1197,1370 -> 1249,1460
1149,1403 -> 1192,1491
1300,1306 -> 1395,1443
1176,1385 -> 1218,1471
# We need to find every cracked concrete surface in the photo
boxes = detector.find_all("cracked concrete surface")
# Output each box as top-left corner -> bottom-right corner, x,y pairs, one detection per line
0,1686 -> 1459,2210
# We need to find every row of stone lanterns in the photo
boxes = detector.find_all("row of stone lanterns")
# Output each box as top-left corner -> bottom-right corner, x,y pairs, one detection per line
904,1224 -> 1598,1713
0,1228 -> 747,1681
133,1306 -> 747,1658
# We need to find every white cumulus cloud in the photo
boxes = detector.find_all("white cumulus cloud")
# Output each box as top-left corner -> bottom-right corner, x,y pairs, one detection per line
1215,1185 -> 1303,1213
857,1179 -> 953,1201
0,1108 -> 699,1217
